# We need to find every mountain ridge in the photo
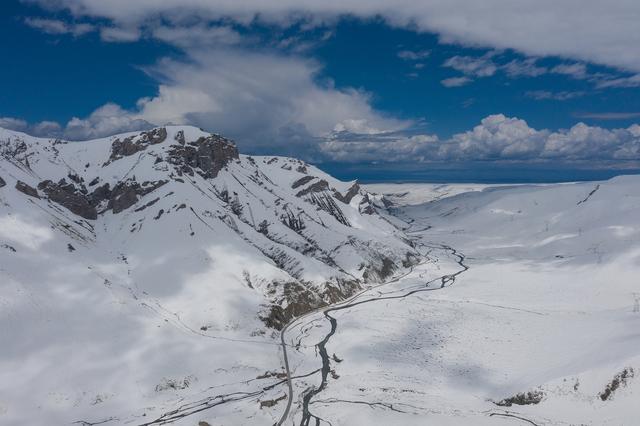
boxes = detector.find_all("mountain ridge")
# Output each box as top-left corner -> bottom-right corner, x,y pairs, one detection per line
0,124 -> 419,330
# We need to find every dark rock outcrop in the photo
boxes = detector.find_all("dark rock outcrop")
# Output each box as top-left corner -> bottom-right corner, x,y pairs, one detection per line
260,279 -> 360,330
294,179 -> 351,226
495,390 -> 544,407
38,179 -> 97,220
296,179 -> 329,197
174,130 -> 185,145
362,256 -> 397,282
15,181 -> 39,198
108,127 -> 167,162
291,175 -> 314,189
281,208 -> 305,232
600,368 -> 634,401
334,182 -> 360,204
358,194 -> 376,215
0,176 -> 5,188
28,175 -> 167,218
108,180 -> 167,214
167,135 -> 239,179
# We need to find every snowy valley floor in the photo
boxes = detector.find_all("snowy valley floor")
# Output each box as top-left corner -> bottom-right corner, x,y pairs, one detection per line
278,180 -> 640,426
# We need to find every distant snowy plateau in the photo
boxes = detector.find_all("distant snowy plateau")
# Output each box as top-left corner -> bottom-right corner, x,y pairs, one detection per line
1,126 -> 639,425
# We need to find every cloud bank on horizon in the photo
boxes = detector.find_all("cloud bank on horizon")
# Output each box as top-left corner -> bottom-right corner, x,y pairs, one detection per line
3,0 -> 640,166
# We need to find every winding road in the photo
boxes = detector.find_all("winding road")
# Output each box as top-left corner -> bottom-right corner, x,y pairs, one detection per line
277,241 -> 469,425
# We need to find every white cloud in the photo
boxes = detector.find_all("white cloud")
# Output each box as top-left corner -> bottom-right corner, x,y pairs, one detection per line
316,114 -> 640,163
0,117 -> 62,137
25,17 -> 94,37
551,63 -> 589,79
441,76 -> 471,87
151,25 -> 242,48
596,74 -> 640,89
0,117 -> 29,132
99,26 -> 141,42
129,49 -> 409,154
503,58 -> 547,77
321,133 -> 439,162
4,111 -> 639,164
444,114 -> 547,160
31,121 -> 62,136
29,0 -> 640,72
574,112 -> 640,120
63,103 -> 152,139
443,54 -> 497,77
397,50 -> 430,60
526,90 -> 586,101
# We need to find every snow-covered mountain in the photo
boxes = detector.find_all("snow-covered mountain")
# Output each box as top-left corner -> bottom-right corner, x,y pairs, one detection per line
2,125 -> 639,425
0,126 -> 417,425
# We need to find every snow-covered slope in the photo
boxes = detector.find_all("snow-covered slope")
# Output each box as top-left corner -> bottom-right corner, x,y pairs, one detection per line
0,126 -> 417,425
287,178 -> 640,425
3,125 -> 639,425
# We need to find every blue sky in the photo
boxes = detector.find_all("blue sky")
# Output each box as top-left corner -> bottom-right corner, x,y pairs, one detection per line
2,0 -> 640,181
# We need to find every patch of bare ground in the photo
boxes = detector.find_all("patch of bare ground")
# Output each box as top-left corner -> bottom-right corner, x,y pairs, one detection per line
495,390 -> 544,407
260,394 -> 287,408
600,367 -> 634,401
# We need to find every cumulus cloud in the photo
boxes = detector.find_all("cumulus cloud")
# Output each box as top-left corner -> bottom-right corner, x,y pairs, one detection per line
1,48 -> 406,150
31,120 -> 63,136
0,105 -> 152,140
129,49 -> 409,155
27,0 -> 640,72
0,117 -> 29,132
63,103 -> 152,139
14,1 -> 640,164
4,111 -> 639,164
0,117 -> 63,137
317,114 -> 640,163
443,115 -> 547,160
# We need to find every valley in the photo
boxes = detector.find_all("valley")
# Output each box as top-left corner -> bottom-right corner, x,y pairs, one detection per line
1,127 -> 639,425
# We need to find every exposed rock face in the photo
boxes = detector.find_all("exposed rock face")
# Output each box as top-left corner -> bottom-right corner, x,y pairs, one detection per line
334,182 -> 360,204
295,179 -> 329,197
168,135 -> 239,179
291,175 -> 314,189
358,194 -> 376,215
362,255 -> 397,282
599,367 -> 634,401
260,279 -> 360,330
108,180 -> 167,214
38,179 -> 97,220
15,181 -> 39,198
0,176 -> 5,188
31,176 -> 169,218
281,208 -> 305,232
174,130 -> 186,145
293,179 -> 352,226
495,390 -> 544,407
108,128 -> 167,162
